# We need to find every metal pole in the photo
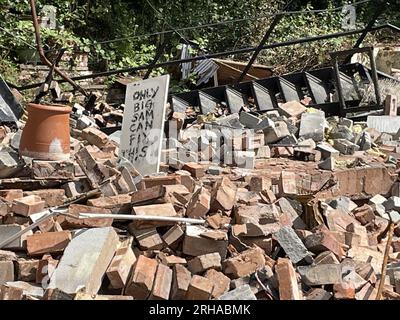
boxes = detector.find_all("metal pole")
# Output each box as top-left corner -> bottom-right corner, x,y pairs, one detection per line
144,35 -> 171,79
368,48 -> 382,106
236,14 -> 283,84
79,213 -> 206,224
28,0 -> 88,97
376,222 -> 395,300
332,56 -> 347,117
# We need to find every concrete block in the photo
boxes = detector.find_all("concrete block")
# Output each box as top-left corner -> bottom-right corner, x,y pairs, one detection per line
48,227 -> 119,295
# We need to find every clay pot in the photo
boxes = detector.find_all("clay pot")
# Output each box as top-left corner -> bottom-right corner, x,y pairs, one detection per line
19,103 -> 71,161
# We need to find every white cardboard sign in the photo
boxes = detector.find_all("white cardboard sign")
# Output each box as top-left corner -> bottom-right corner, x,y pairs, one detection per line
120,75 -> 170,176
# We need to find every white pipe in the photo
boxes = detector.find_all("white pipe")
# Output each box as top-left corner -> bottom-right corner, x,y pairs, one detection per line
79,213 -> 205,224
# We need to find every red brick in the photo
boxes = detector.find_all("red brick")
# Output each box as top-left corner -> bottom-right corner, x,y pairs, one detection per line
223,247 -> 265,279
0,285 -> 23,300
353,204 -> 375,225
125,255 -> 158,299
0,189 -> 23,201
182,162 -> 205,178
58,204 -> 113,228
260,189 -> 276,204
249,176 -> 271,192
0,261 -> 14,284
128,226 -> 164,251
206,214 -> 231,230
11,195 -> 45,217
180,175 -> 196,193
355,282 -> 377,300
334,282 -> 355,300
186,187 -> 210,219
162,225 -> 184,248
16,259 -> 39,282
87,194 -> 132,213
106,246 -> 136,289
187,253 -> 221,274
131,186 -> 165,204
171,264 -> 191,300
131,203 -> 179,229
36,254 -> 58,285
204,269 -> 230,299
185,275 -> 213,300
275,258 -> 301,300
211,177 -> 237,212
24,189 -> 65,207
305,226 -> 345,260
26,231 -> 71,256
149,264 -> 173,300
81,127 -> 109,148
143,176 -> 181,188
159,253 -> 187,267
279,171 -> 297,196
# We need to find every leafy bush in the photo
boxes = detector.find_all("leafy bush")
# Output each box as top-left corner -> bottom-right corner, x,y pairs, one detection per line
0,0 -> 398,85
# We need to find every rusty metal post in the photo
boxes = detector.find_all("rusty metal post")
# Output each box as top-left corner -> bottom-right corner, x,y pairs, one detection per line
28,0 -> 88,97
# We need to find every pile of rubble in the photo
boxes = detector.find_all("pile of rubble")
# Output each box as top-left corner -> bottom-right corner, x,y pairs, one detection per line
1,92 -> 400,301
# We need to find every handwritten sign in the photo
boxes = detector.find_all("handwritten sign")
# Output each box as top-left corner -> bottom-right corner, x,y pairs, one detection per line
120,75 -> 170,176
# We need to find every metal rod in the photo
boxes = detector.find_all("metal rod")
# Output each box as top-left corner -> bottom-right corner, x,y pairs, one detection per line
34,48 -> 65,103
376,222 -> 396,300
79,213 -> 206,224
144,36 -> 171,79
332,56 -> 347,117
28,0 -> 88,97
368,49 -> 382,106
14,23 -> 399,91
237,14 -> 283,84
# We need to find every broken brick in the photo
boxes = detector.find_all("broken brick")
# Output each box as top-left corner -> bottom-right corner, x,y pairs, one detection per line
185,275 -> 213,300
210,177 -> 237,212
187,252 -> 221,274
275,258 -> 301,300
171,264 -> 191,300
183,225 -> 228,259
125,255 -> 158,299
0,189 -> 23,201
149,263 -> 173,300
182,162 -> 205,178
162,225 -> 184,248
24,189 -> 65,207
0,261 -> 14,284
106,245 -> 136,289
204,269 -> 230,299
131,203 -> 179,229
278,171 -> 297,196
128,226 -> 164,251
26,231 -> 71,256
59,204 -> 113,229
333,282 -> 355,300
11,195 -> 45,217
81,127 -> 109,148
186,187 -> 211,218
16,259 -> 39,282
223,247 -> 265,279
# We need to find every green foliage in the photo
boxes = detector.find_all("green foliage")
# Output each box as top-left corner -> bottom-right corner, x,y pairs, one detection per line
0,0 -> 399,86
